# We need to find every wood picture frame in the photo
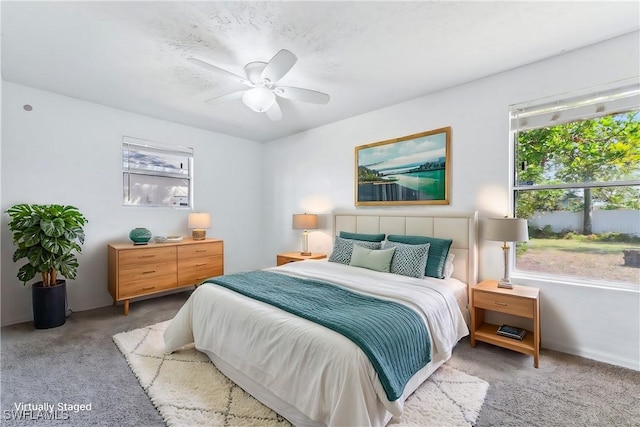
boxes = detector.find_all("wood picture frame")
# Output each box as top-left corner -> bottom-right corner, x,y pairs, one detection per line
355,127 -> 451,206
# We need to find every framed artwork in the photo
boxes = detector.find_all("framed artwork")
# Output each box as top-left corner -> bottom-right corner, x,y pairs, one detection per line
355,127 -> 451,206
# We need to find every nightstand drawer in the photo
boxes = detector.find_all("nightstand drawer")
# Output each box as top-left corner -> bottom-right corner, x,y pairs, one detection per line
474,291 -> 534,317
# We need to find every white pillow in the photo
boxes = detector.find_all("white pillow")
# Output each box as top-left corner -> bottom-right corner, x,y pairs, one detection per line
443,254 -> 455,278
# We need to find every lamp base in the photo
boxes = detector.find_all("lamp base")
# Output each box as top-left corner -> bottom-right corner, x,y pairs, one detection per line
497,279 -> 514,289
300,251 -> 312,256
192,230 -> 206,241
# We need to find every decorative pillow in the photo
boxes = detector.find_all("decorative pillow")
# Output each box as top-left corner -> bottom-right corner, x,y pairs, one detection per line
383,241 -> 430,279
339,231 -> 385,242
349,244 -> 396,273
443,253 -> 455,279
328,236 -> 382,265
387,234 -> 453,279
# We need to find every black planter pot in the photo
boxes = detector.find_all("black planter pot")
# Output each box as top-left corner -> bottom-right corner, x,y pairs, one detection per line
32,280 -> 67,329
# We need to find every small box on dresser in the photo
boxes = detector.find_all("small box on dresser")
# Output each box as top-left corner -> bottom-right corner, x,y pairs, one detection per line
108,238 -> 223,315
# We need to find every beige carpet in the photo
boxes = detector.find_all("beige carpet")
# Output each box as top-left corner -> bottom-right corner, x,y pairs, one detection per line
113,321 -> 489,427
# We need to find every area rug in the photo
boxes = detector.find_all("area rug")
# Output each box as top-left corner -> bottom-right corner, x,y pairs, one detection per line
113,321 -> 488,427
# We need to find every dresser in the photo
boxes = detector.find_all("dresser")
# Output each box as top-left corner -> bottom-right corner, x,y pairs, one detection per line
108,238 -> 223,315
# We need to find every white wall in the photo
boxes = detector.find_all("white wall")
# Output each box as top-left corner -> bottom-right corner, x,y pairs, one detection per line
1,82 -> 263,326
262,32 -> 640,370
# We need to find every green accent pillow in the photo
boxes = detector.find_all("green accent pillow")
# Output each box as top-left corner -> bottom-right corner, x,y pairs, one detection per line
339,231 -> 386,242
328,237 -> 382,265
387,235 -> 453,279
349,245 -> 396,273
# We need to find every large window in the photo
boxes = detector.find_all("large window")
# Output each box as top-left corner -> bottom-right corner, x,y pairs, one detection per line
123,136 -> 194,208
511,82 -> 640,287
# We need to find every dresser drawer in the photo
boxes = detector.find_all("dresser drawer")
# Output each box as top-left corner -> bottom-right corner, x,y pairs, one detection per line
178,255 -> 223,285
473,290 -> 534,317
118,262 -> 177,298
178,242 -> 223,260
118,246 -> 176,266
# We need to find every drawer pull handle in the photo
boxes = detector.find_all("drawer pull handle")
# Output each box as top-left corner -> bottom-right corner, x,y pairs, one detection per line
494,301 -> 508,306
142,270 -> 156,274
196,250 -> 207,253
141,255 -> 155,258
196,263 -> 207,266
142,286 -> 155,291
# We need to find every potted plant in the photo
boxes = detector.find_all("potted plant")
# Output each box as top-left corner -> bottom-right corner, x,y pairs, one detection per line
6,204 -> 88,329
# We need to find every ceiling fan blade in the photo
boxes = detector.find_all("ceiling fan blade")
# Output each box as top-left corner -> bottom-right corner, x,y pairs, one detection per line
261,49 -> 297,84
275,86 -> 330,104
204,90 -> 246,104
266,100 -> 283,121
188,57 -> 251,85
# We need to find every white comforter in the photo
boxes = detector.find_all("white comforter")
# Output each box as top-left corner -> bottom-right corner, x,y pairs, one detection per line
164,260 -> 469,427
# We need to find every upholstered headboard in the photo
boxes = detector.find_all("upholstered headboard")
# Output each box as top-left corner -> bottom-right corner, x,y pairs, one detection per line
333,210 -> 478,286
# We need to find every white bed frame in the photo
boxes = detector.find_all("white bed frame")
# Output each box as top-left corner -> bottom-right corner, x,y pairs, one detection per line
333,209 -> 478,287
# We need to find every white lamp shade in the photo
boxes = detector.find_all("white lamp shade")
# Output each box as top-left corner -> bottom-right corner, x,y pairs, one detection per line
242,87 -> 276,112
485,218 -> 529,242
188,212 -> 211,229
292,213 -> 318,230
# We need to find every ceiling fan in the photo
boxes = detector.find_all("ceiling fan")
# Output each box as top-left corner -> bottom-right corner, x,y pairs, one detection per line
188,49 -> 330,121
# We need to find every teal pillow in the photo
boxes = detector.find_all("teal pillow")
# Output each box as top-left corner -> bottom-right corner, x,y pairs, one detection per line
387,235 -> 453,279
349,245 -> 396,273
383,241 -> 430,279
339,231 -> 385,242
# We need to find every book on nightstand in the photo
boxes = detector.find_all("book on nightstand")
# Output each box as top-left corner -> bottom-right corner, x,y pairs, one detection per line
497,324 -> 527,341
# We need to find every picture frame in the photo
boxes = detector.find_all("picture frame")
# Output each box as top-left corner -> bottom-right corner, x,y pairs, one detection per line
355,127 -> 451,206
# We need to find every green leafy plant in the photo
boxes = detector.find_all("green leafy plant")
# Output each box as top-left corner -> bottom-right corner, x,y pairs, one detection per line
6,204 -> 88,286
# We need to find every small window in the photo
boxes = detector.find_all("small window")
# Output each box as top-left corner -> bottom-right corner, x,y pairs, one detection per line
511,81 -> 640,287
123,136 -> 193,208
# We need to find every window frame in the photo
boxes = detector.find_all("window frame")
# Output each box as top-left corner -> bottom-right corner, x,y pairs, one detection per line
509,80 -> 640,290
122,136 -> 194,208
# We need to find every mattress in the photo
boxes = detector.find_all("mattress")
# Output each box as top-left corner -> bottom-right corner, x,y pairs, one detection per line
164,260 -> 469,426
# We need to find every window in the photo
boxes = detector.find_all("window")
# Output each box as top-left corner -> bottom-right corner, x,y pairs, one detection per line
123,136 -> 193,208
511,82 -> 640,287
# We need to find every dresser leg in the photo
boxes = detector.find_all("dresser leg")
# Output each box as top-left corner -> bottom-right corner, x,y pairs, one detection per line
124,300 -> 130,316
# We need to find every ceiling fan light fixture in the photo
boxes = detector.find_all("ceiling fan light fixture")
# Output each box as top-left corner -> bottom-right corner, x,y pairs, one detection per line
242,87 -> 276,112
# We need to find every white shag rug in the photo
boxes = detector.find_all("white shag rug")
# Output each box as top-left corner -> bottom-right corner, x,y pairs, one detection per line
113,321 -> 488,427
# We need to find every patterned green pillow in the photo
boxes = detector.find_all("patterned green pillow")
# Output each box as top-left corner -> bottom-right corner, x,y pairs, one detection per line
387,235 -> 453,279
339,231 -> 386,242
328,236 -> 382,265
383,241 -> 430,278
349,245 -> 396,273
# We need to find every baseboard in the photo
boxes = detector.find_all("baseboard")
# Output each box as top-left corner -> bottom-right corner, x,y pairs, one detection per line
544,339 -> 640,371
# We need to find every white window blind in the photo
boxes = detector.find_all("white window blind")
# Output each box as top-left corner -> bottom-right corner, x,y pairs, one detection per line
510,80 -> 640,131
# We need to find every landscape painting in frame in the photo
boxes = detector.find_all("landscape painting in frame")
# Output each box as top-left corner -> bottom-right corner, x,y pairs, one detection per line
355,127 -> 451,205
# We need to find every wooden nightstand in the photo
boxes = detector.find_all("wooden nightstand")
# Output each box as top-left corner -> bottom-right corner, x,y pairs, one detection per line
276,252 -> 327,266
470,280 -> 541,368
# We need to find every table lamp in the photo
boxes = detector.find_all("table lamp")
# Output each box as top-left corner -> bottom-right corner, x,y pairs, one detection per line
292,213 -> 318,256
188,212 -> 211,241
485,217 -> 529,289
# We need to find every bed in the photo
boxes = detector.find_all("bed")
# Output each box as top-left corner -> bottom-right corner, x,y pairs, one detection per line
164,210 -> 478,426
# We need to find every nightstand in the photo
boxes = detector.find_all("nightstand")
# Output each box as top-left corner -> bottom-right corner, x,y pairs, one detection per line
276,252 -> 327,266
470,280 -> 541,367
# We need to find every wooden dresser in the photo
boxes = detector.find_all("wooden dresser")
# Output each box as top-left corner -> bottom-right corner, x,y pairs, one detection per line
108,238 -> 223,315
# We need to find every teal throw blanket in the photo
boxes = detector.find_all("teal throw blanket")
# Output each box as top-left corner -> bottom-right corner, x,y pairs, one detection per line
204,270 -> 431,401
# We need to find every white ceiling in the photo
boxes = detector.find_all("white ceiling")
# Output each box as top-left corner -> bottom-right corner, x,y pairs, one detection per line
2,1 -> 638,143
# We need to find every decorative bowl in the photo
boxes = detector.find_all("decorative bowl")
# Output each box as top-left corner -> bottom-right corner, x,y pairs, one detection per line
129,228 -> 152,245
